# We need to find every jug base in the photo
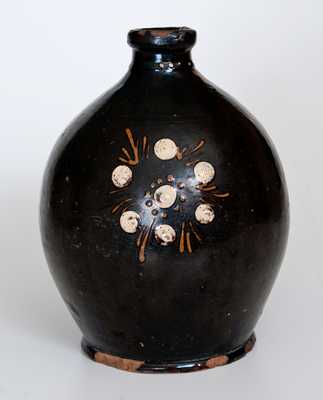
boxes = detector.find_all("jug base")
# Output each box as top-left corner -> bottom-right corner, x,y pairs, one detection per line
81,332 -> 256,373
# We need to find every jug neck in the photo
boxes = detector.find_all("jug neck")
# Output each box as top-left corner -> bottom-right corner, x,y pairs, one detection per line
127,27 -> 196,73
129,49 -> 194,72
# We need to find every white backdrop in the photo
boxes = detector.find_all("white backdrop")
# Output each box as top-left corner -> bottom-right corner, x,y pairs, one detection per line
0,1 -> 322,399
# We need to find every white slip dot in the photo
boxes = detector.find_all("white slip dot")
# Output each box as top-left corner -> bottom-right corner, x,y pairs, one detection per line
194,161 -> 215,184
154,138 -> 177,160
195,204 -> 215,224
120,211 -> 140,233
154,185 -> 177,208
155,224 -> 176,246
112,165 -> 132,188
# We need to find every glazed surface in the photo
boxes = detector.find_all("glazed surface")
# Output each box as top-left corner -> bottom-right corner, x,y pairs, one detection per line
40,29 -> 289,364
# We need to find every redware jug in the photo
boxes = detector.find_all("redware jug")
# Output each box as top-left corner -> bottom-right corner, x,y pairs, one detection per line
40,27 -> 289,373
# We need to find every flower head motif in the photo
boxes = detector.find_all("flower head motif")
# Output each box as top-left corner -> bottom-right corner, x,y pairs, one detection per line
110,128 -> 229,263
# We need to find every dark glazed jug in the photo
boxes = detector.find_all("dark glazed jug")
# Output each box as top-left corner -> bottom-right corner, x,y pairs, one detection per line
40,27 -> 289,373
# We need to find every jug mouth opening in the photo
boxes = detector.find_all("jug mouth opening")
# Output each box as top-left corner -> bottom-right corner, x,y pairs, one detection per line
127,27 -> 196,52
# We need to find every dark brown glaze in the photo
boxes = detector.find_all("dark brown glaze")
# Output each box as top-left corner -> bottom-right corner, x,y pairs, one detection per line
81,333 -> 256,373
40,27 -> 289,373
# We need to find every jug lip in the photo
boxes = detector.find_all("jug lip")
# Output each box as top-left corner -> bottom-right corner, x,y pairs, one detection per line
127,27 -> 197,52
